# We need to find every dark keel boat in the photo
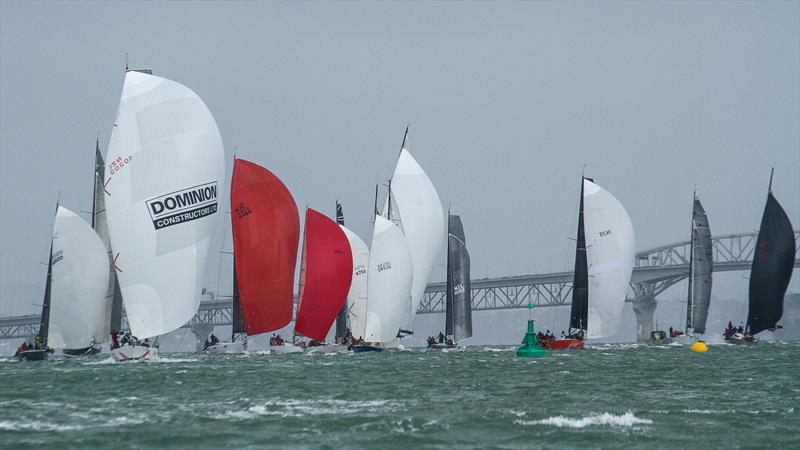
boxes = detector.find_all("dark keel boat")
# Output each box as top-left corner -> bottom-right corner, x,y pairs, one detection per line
428,213 -> 472,349
727,170 -> 796,345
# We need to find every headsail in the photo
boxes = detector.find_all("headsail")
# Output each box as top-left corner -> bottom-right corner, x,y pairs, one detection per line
582,179 -> 635,339
104,70 -> 225,338
92,139 -> 122,336
747,175 -> 796,335
295,209 -> 353,341
230,158 -> 299,335
341,225 -> 370,340
382,127 -> 445,333
364,215 -> 413,343
47,207 -> 110,350
446,214 -> 472,342
686,194 -> 713,334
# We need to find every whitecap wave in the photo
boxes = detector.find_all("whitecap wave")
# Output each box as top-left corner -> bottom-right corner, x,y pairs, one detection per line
218,398 -> 404,420
483,347 -> 514,352
515,412 -> 652,428
0,420 -> 83,432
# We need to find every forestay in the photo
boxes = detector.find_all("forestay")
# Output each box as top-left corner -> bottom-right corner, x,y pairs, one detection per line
104,70 -> 225,338
582,179 -> 635,339
47,207 -> 110,350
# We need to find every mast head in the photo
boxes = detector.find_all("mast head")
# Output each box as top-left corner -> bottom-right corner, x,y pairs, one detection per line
768,167 -> 774,193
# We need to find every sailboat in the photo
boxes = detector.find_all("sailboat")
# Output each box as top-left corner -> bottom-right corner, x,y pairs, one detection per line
293,208 -> 353,353
352,213 -> 413,352
725,170 -> 796,345
672,192 -> 713,345
46,206 -> 111,356
207,158 -> 300,354
541,177 -> 635,350
428,213 -> 472,349
105,69 -> 225,361
91,139 -> 124,353
333,201 -> 351,344
382,127 -> 445,338
340,213 -> 370,349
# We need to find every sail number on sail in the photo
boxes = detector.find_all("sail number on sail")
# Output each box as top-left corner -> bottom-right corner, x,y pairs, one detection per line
146,182 -> 219,230
599,229 -> 612,237
377,261 -> 392,272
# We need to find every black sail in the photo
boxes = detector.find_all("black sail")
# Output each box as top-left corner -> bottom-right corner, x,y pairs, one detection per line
38,240 -> 55,346
569,178 -> 589,331
747,190 -> 796,335
686,195 -> 713,334
93,140 -> 123,332
446,214 -> 472,341
334,201 -> 348,341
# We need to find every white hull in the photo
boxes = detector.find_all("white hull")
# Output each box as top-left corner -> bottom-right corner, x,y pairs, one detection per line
270,344 -> 303,354
672,335 -> 697,345
204,341 -> 245,354
111,345 -> 159,361
305,344 -> 348,354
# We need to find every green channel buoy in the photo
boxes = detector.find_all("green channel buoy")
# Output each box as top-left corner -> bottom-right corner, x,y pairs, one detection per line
516,302 -> 546,358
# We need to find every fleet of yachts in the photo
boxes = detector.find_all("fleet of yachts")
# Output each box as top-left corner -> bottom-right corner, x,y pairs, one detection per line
13,69 -> 797,361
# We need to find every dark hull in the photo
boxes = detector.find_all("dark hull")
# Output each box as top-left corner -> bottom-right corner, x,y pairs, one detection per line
428,342 -> 457,349
63,346 -> 101,357
351,344 -> 383,353
15,350 -> 49,361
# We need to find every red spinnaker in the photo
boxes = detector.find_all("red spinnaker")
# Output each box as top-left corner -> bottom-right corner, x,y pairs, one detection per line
231,158 -> 299,335
295,208 -> 353,341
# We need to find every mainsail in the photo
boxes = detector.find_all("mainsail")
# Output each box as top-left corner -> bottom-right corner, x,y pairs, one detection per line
747,173 -> 796,335
576,178 -> 635,339
104,70 -> 225,338
295,209 -> 353,341
47,207 -> 110,350
382,127 -> 445,333
686,194 -> 713,334
92,140 -> 122,336
569,178 -> 590,332
333,201 -> 349,341
446,214 -> 472,342
230,158 -> 299,335
341,225 -> 370,340
364,215 -> 413,343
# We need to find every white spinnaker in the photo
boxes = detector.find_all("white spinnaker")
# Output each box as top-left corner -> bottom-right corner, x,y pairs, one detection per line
383,145 -> 445,332
340,225 -> 370,339
583,179 -> 635,339
47,207 -> 110,349
104,71 -> 225,338
364,216 -> 413,343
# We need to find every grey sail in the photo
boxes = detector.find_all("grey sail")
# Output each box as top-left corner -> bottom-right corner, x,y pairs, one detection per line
93,140 -> 123,333
686,195 -> 713,334
334,201 -> 348,342
446,214 -> 472,342
38,239 -> 55,346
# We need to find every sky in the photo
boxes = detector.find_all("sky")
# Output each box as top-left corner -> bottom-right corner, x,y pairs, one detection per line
1,1 -> 798,319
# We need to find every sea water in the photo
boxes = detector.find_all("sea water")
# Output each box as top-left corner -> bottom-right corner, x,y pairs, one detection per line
1,342 -> 798,449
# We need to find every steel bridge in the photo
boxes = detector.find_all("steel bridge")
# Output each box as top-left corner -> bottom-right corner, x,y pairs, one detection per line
1,231 -> 797,342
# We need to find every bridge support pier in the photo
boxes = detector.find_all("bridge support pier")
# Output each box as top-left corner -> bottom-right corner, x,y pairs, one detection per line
189,324 -> 214,352
632,297 -> 657,343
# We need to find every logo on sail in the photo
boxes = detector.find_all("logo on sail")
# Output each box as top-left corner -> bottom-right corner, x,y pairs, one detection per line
146,182 -> 218,230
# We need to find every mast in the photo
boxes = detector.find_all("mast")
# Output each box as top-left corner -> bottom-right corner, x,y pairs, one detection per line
686,190 -> 696,333
387,180 -> 392,221
569,177 -> 589,333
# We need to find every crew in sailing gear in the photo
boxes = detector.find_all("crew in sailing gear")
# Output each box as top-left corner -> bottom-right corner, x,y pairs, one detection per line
437,332 -> 445,343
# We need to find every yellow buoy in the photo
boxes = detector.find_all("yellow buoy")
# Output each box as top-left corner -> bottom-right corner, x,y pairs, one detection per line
691,341 -> 708,353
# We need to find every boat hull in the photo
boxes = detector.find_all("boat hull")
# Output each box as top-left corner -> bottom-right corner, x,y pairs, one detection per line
63,345 -> 101,357
428,343 -> 457,350
204,341 -> 245,354
672,334 -> 697,345
305,344 -> 348,354
270,344 -> 303,354
725,334 -> 757,346
15,350 -> 49,361
352,344 -> 383,353
111,345 -> 158,361
541,338 -> 584,350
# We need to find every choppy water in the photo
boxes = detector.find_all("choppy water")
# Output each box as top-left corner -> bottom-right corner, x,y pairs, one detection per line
1,342 -> 798,449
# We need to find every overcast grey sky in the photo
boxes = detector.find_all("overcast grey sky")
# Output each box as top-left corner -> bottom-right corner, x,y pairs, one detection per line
1,1 -> 798,317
